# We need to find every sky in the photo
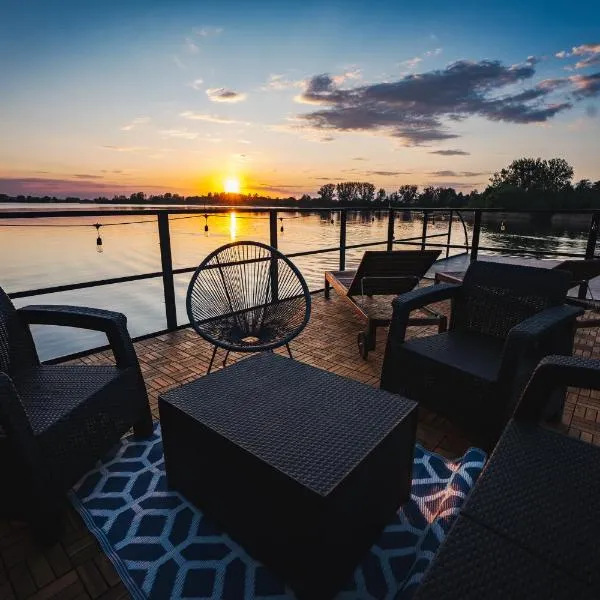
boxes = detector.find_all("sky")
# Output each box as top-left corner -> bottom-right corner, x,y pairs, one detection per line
1,0 -> 599,199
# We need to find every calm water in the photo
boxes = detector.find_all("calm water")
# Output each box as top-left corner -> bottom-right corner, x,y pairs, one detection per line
0,203 -> 590,360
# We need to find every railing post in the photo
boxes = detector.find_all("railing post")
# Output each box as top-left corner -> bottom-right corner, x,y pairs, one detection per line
339,210 -> 347,270
580,211 -> 600,297
157,212 -> 177,330
446,210 -> 453,258
470,209 -> 482,262
269,210 -> 279,301
421,210 -> 429,251
387,208 -> 395,251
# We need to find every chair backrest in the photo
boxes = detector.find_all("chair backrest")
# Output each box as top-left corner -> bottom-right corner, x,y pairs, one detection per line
346,250 -> 441,296
452,261 -> 572,339
552,259 -> 600,286
186,241 -> 311,351
0,286 -> 39,377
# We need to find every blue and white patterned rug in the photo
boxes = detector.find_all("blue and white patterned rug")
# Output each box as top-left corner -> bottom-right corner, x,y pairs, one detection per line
69,424 -> 485,599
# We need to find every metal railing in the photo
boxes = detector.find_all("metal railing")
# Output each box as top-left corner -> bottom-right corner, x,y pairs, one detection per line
1,206 -> 598,354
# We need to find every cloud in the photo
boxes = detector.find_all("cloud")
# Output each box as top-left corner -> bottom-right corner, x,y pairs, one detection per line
185,38 -> 199,53
320,136 -> 335,142
0,177 -> 165,197
429,170 -> 487,177
172,55 -> 186,70
401,56 -> 422,69
73,174 -> 104,179
294,59 -> 575,145
206,87 -> 247,103
332,69 -> 362,85
401,48 -> 442,71
120,117 -> 150,131
352,157 -> 368,160
556,44 -> 600,69
194,26 -> 223,37
179,110 -> 241,124
159,129 -> 199,139
428,149 -> 470,155
189,78 -> 204,90
254,183 -> 306,196
362,170 -> 412,176
570,72 -> 600,97
101,145 -> 149,152
262,74 -> 304,91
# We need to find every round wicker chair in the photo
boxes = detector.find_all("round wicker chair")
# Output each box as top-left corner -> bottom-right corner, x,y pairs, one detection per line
187,241 -> 311,372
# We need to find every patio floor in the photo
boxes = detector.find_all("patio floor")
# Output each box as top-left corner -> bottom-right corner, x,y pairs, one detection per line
2,290 -> 600,599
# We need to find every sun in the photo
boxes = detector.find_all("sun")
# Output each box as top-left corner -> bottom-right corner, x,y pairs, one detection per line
224,177 -> 240,193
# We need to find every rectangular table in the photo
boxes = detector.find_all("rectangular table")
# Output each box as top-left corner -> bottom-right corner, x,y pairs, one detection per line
159,353 -> 417,599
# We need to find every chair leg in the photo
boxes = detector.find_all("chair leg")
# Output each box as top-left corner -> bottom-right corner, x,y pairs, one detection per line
207,346 -> 218,374
286,343 -> 293,358
222,350 -> 230,368
133,409 -> 154,438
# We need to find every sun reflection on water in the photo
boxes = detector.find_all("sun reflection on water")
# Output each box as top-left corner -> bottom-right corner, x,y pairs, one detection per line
229,211 -> 237,240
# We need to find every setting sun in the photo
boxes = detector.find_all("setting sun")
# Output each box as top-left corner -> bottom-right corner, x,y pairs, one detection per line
224,177 -> 240,194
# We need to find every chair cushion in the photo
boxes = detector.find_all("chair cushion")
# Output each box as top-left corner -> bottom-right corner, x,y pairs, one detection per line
402,330 -> 505,382
12,365 -> 122,435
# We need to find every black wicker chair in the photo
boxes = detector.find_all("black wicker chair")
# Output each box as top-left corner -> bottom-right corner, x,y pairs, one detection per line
380,261 -> 583,450
0,286 -> 153,535
187,241 -> 311,372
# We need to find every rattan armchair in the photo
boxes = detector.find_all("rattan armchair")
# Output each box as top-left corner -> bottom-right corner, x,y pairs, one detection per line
0,286 -> 152,536
380,261 -> 583,450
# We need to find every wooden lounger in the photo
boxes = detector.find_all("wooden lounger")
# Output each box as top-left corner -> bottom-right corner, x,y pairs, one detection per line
324,250 -> 447,358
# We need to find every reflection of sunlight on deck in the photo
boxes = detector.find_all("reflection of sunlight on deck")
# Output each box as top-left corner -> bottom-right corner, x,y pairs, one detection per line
230,211 -> 237,240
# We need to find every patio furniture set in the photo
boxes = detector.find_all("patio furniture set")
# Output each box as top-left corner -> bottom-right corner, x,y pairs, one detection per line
1,242 -> 599,598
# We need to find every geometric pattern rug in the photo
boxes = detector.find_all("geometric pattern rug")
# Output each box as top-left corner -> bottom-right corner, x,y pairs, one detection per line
69,424 -> 486,599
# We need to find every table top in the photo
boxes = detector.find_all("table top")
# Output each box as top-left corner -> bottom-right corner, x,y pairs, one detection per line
159,353 -> 416,496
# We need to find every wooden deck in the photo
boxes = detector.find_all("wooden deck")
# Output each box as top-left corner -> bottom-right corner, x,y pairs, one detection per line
2,290 -> 600,599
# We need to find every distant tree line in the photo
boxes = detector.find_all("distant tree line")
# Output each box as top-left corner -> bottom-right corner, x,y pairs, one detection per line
2,157 -> 599,210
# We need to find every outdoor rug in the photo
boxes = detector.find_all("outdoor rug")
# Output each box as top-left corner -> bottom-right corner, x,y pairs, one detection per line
69,424 -> 486,599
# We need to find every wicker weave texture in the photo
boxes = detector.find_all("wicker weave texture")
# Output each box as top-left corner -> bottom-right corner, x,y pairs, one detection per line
161,352 -> 416,495
0,286 -> 153,531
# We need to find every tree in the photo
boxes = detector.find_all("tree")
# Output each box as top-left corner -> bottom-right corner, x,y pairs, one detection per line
576,179 -> 593,192
336,182 -> 361,203
299,194 -> 312,202
317,183 -> 336,202
358,182 -> 376,203
376,188 -> 387,203
489,158 -> 574,193
396,185 -> 419,206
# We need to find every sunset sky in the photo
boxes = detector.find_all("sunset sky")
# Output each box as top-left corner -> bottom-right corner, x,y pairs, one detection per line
1,0 -> 599,199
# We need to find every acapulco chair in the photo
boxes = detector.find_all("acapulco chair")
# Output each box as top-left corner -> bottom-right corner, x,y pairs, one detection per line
186,241 -> 311,373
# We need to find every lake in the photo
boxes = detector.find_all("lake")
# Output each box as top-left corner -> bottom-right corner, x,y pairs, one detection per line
0,203 -> 592,360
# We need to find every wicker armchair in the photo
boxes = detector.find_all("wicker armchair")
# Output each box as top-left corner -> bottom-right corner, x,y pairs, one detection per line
380,261 -> 583,450
0,286 -> 152,535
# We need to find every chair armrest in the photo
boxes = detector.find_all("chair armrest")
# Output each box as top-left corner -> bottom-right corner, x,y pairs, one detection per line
504,305 -> 583,346
391,283 -> 460,314
514,355 -> 600,422
387,283 -> 459,342
0,372 -> 36,447
18,305 -> 138,369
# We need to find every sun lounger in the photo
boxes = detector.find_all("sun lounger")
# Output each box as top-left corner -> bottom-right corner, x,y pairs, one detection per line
324,250 -> 446,358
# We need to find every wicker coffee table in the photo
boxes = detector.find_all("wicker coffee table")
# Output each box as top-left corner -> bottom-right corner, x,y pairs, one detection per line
159,353 -> 417,599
